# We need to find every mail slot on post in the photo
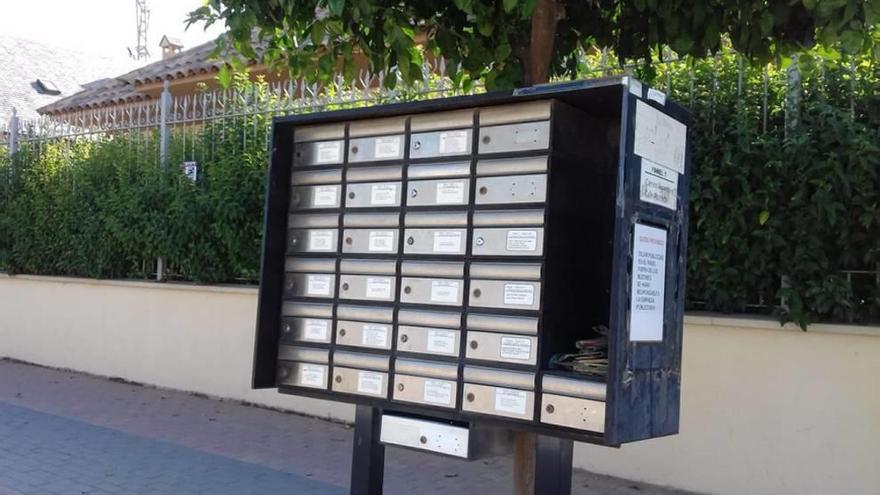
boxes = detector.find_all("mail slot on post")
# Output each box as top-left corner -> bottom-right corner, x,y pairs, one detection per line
256,78 -> 692,448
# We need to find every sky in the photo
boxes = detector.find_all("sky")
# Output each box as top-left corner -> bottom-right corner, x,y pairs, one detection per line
0,0 -> 225,64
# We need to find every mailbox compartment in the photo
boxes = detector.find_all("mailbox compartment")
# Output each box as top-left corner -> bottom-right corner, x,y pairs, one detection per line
462,366 -> 535,421
283,258 -> 337,300
277,346 -> 330,389
399,261 -> 465,307
396,309 -> 461,357
471,210 -> 545,257
409,109 -> 474,160
335,305 -> 394,350
338,259 -> 396,302
342,212 -> 400,255
293,123 -> 346,167
477,101 -> 551,155
348,116 -> 406,163
280,302 -> 334,344
403,211 -> 468,256
407,161 -> 471,207
465,313 -> 539,366
289,169 -> 343,210
287,213 -> 340,254
392,358 -> 459,409
539,375 -> 607,433
468,262 -> 542,312
332,351 -> 390,398
344,165 -> 403,208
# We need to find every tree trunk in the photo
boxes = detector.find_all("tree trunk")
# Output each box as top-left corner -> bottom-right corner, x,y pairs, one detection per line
524,0 -> 560,85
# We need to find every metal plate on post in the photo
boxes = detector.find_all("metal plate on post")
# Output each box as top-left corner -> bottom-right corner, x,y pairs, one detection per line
287,229 -> 338,254
283,273 -> 336,299
380,415 -> 470,458
289,184 -> 342,209
336,320 -> 393,350
280,316 -> 333,344
293,140 -> 345,167
393,374 -> 458,408
410,129 -> 473,158
349,135 -> 405,163
277,361 -> 330,389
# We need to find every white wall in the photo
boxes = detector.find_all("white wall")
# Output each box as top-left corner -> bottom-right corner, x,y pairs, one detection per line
1,275 -> 878,495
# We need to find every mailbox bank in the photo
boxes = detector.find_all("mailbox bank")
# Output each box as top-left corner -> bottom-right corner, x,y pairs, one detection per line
253,78 -> 691,473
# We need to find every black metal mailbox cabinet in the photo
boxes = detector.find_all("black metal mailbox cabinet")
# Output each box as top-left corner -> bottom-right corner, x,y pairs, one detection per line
253,77 -> 691,447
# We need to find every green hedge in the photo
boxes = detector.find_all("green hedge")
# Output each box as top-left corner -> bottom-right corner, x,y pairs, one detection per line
1,52 -> 878,327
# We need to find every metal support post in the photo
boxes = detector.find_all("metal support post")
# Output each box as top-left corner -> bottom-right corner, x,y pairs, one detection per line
7,108 -> 19,157
350,405 -> 385,495
156,81 -> 171,282
533,434 -> 574,495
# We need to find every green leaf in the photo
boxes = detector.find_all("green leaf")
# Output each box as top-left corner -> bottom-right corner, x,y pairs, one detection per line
327,0 -> 345,16
217,65 -> 232,89
759,210 -> 770,226
502,0 -> 518,13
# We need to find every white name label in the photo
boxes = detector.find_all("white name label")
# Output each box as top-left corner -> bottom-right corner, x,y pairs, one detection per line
494,388 -> 528,415
500,336 -> 532,360
357,371 -> 385,395
438,130 -> 469,154
435,181 -> 466,204
426,329 -> 457,354
629,223 -> 668,341
302,319 -> 330,341
423,379 -> 454,405
374,136 -> 401,159
308,230 -> 335,251
370,183 -> 398,205
503,283 -> 536,306
362,324 -> 389,348
316,141 -> 342,163
299,364 -> 326,387
306,274 -> 332,296
430,280 -> 460,303
433,230 -> 463,253
368,231 -> 396,252
365,277 -> 393,300
312,185 -> 339,207
634,100 -> 687,174
506,230 -> 538,252
639,159 -> 678,211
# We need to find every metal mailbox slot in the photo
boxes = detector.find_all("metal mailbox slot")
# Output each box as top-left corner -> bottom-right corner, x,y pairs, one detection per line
472,209 -> 545,257
338,259 -> 396,302
280,301 -> 334,344
290,184 -> 342,210
283,258 -> 337,299
342,212 -> 400,255
348,116 -> 406,163
465,313 -> 539,366
277,346 -> 330,389
287,213 -> 340,254
335,305 -> 394,350
293,123 -> 345,167
344,165 -> 403,208
407,161 -> 471,207
393,358 -> 459,408
403,211 -> 468,256
332,351 -> 390,398
462,366 -> 535,421
540,375 -> 607,433
475,155 -> 548,177
396,309 -> 461,357
410,129 -> 473,159
478,121 -> 550,155
291,168 -> 343,186
475,174 -> 548,205
468,263 -> 543,311
399,261 -> 465,306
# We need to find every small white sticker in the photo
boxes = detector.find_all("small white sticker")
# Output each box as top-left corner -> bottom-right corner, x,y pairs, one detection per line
634,100 -> 687,174
426,330 -> 457,354
308,230 -> 335,251
357,371 -> 385,395
647,88 -> 667,105
299,364 -> 326,387
365,277 -> 393,299
435,181 -> 466,204
629,223 -> 668,342
302,319 -> 329,341
306,274 -> 332,296
494,388 -> 528,415
311,185 -> 339,207
433,231 -> 463,253
362,324 -> 389,348
368,231 -> 396,252
506,230 -> 538,252
503,283 -> 536,306
374,136 -> 401,159
423,379 -> 454,405
430,280 -> 460,303
370,183 -> 398,205
316,141 -> 342,163
628,78 -> 643,97
438,130 -> 469,154
640,159 -> 679,211
500,336 -> 532,360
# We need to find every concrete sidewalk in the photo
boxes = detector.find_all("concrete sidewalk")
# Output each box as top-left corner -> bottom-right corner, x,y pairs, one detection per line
0,359 -> 696,495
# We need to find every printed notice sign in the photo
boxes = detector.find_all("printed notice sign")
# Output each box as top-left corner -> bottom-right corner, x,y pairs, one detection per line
365,277 -> 393,299
374,136 -> 401,158
368,231 -> 396,252
423,380 -> 454,405
362,324 -> 389,348
316,141 -> 342,163
312,185 -> 339,207
308,230 -> 335,251
306,275 -> 332,296
430,280 -> 460,303
639,159 -> 678,211
426,330 -> 457,354
500,337 -> 532,361
438,130 -> 469,154
433,231 -> 463,253
494,388 -> 528,415
634,100 -> 687,174
302,319 -> 330,341
357,371 -> 384,395
435,181 -> 466,204
629,223 -> 668,341
506,230 -> 538,252
370,183 -> 398,205
503,283 -> 536,306
299,364 -> 326,387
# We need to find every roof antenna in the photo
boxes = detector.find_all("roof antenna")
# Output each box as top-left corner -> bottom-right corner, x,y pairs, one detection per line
130,0 -> 151,61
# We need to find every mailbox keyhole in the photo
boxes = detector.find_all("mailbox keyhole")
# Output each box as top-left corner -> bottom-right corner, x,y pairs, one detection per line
407,237 -> 415,245
472,288 -> 482,298
290,237 -> 299,246
482,135 -> 491,144
285,279 -> 295,289
278,367 -> 289,378
282,324 -> 291,334
348,191 -> 356,199
351,145 -> 359,154
466,392 -> 475,402
397,383 -> 405,392
545,404 -> 555,414
475,236 -> 485,246
419,435 -> 428,444
413,140 -> 422,150
404,286 -> 412,294
410,188 -> 418,198
339,328 -> 346,337
400,334 -> 409,343
342,283 -> 350,291
335,375 -> 343,383
479,186 -> 488,195
469,340 -> 478,350
345,237 -> 353,245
